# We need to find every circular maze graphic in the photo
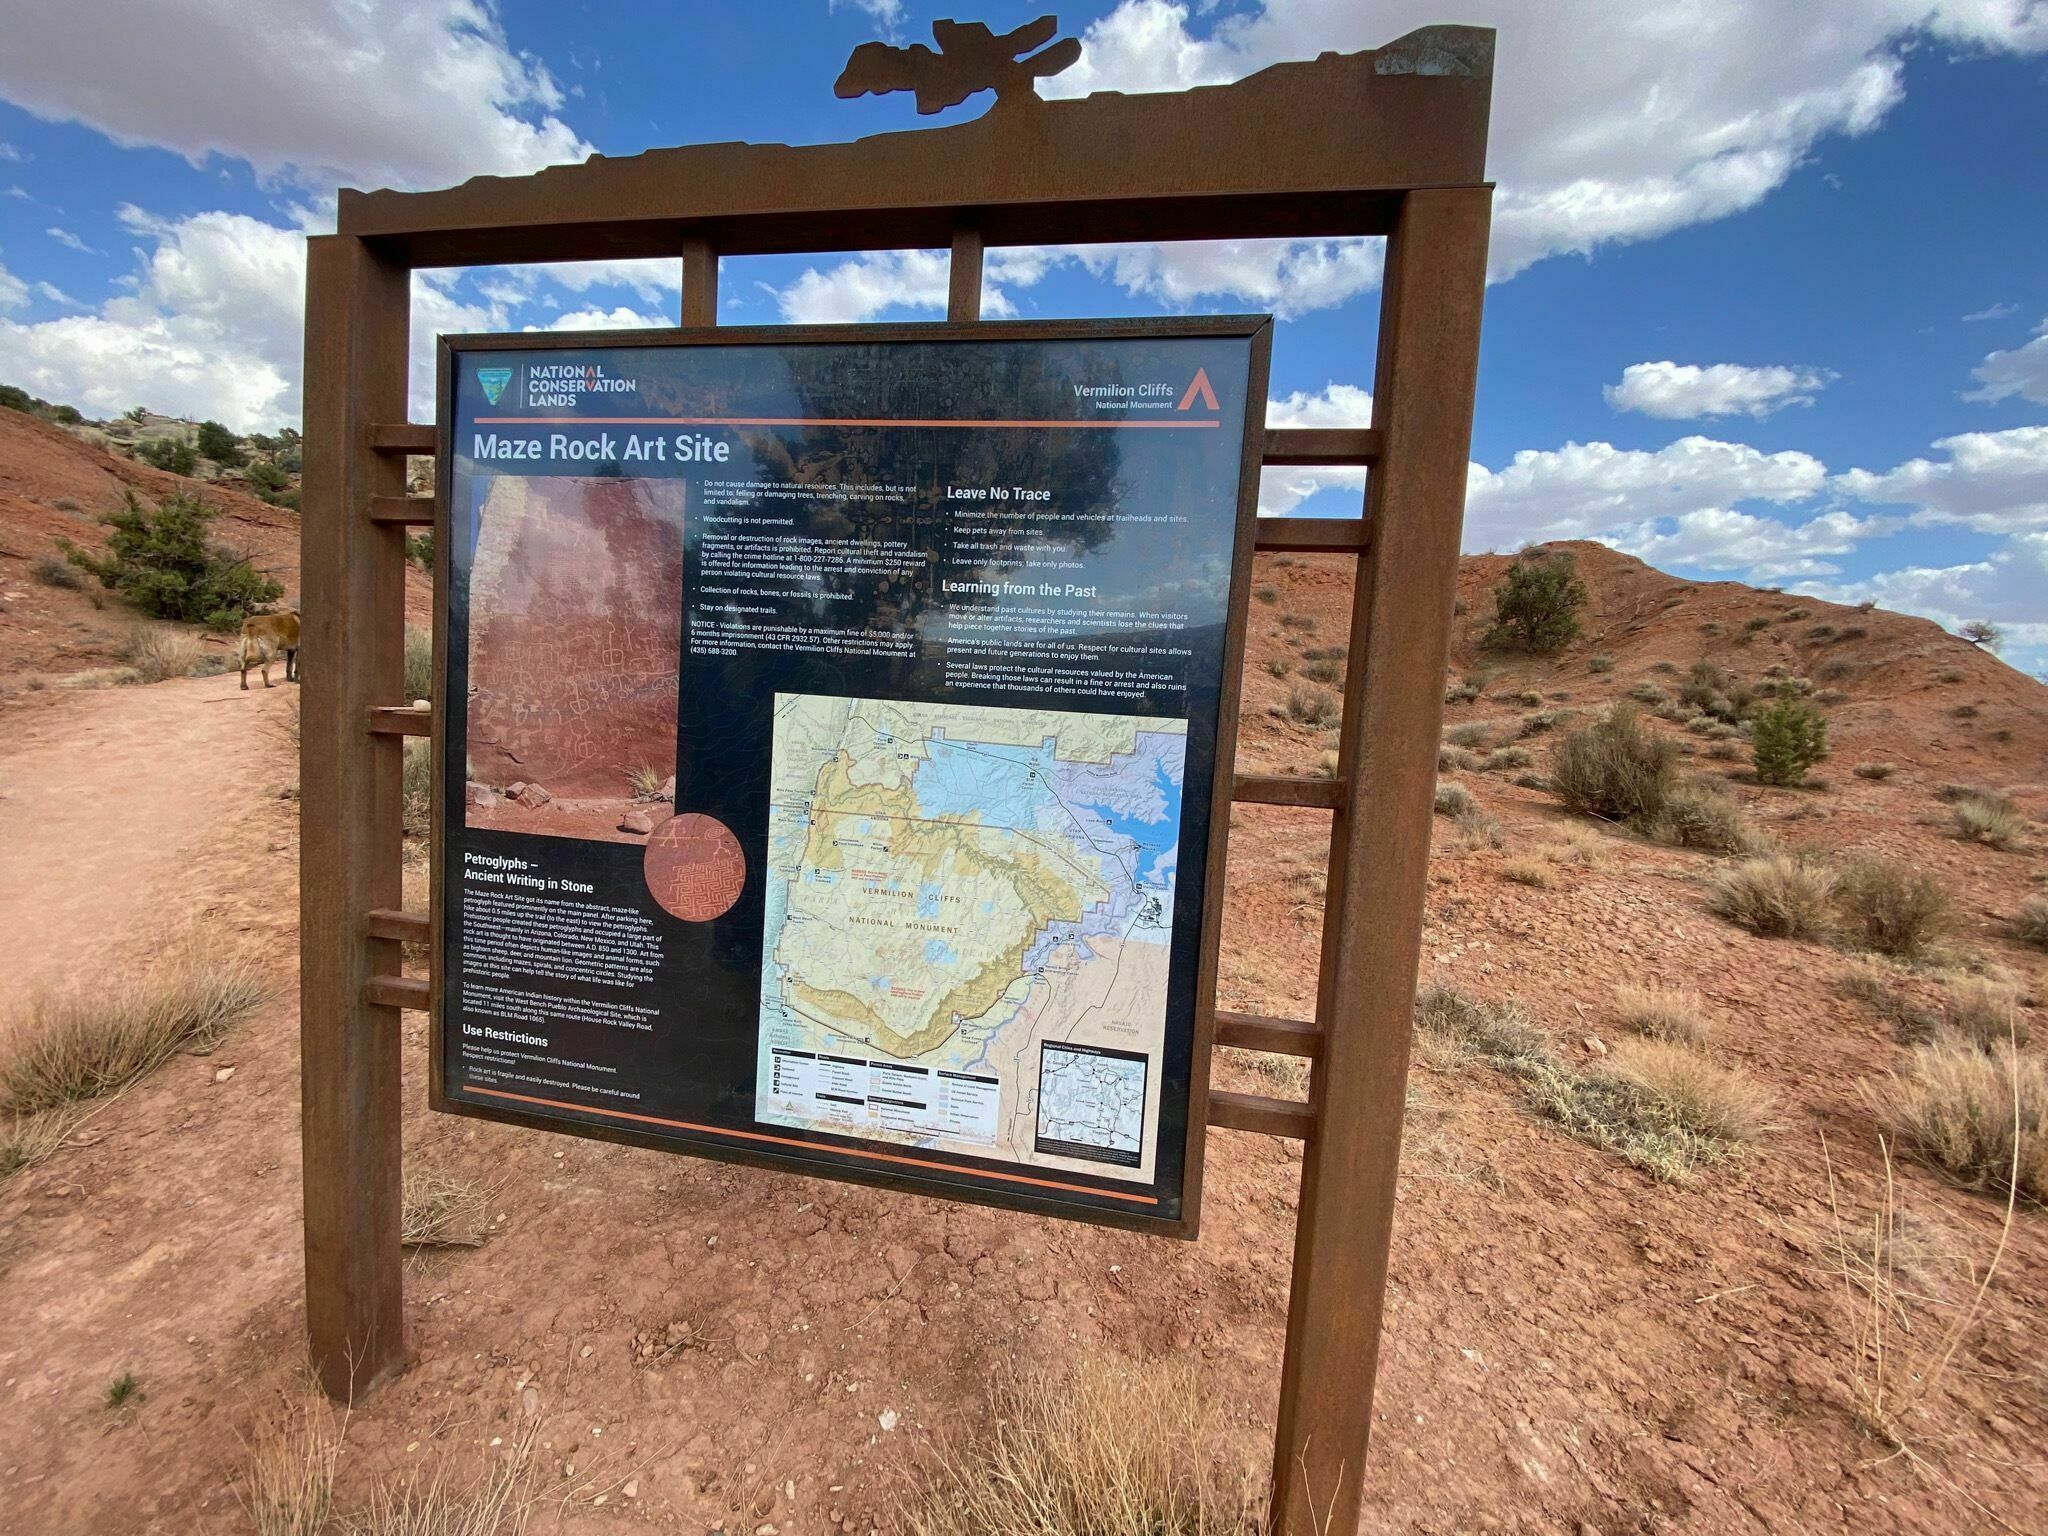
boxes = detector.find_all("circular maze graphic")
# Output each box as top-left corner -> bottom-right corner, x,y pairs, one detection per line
643,813 -> 746,922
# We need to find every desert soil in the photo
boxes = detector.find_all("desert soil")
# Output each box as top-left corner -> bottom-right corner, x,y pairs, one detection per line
1,436 -> 2045,1534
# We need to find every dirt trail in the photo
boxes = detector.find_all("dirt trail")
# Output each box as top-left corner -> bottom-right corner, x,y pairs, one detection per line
0,675 -> 300,994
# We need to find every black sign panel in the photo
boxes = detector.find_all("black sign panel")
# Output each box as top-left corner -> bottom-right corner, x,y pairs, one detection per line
431,318 -> 1270,1234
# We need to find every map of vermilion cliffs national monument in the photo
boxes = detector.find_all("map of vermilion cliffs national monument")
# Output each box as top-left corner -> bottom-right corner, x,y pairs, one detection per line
464,476 -> 683,844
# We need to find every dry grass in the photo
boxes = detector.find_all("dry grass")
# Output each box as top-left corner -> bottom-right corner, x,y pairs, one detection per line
2013,897 -> 2048,950
1546,827 -> 1609,868
241,1402 -> 342,1536
0,1107 -> 80,1179
1217,1045 -> 1309,1099
1854,762 -> 1895,781
1607,1039 -> 1777,1145
1834,855 -> 1952,959
1413,987 -> 1546,1072
1452,806 -> 1504,852
1613,984 -> 1713,1048
1707,854 -> 1836,940
344,1423 -> 541,1536
1499,855 -> 1551,888
401,738 -> 433,836
1432,782 -> 1474,818
1437,743 -> 1481,773
1949,789 -> 2022,851
0,940 -> 272,1116
1284,684 -> 1339,728
1939,978 -> 2031,1052
1866,1043 -> 2045,1202
1838,958 -> 1943,1044
401,1171 -> 493,1248
902,1358 -> 1261,1536
122,624 -> 203,683
403,624 -> 434,705
57,665 -> 142,689
623,764 -> 666,799
1640,780 -> 1754,854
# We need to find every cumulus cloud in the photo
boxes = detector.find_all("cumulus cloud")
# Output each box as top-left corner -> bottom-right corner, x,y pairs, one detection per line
0,206 -> 501,429
1046,1 -> 2048,281
0,258 -> 28,311
765,248 -> 1051,323
1606,361 -> 1832,420
1073,240 -> 1383,320
1832,426 -> 2048,533
526,305 -> 671,332
0,1 -> 592,191
1258,383 -> 1372,516
1792,536 -> 2048,675
1965,319 -> 2048,406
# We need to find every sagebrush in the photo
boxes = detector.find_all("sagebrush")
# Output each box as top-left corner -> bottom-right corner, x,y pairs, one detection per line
60,490 -> 282,630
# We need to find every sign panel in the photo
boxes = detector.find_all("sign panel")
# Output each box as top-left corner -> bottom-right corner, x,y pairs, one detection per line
432,319 -> 1270,1233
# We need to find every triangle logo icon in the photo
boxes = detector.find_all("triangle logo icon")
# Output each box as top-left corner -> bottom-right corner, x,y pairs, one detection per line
1176,367 -> 1220,412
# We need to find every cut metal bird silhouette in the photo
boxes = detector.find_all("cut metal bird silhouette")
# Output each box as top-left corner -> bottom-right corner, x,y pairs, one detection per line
834,15 -> 1082,115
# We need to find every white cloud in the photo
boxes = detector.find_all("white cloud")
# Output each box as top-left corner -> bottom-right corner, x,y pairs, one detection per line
1073,239 -> 1383,319
1963,301 -> 2018,322
765,249 -> 1051,323
1606,360 -> 1832,420
480,259 -> 683,309
1833,425 -> 2048,532
1258,383 -> 1372,516
0,1 -> 592,191
5,187 -> 27,201
46,226 -> 99,255
0,143 -> 24,163
1604,506 -> 1892,580
526,306 -> 670,332
0,206 -> 502,429
1964,319 -> 2048,406
0,258 -> 27,312
33,281 -> 76,306
1792,536 -> 2048,676
1463,435 -> 1828,550
1046,2 -> 2048,281
831,0 -> 905,28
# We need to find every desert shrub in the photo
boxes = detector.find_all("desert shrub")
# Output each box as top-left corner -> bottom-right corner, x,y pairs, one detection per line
1587,652 -> 1615,673
1608,1040 -> 1776,1144
1708,855 -> 1836,939
2013,897 -> 2048,950
402,625 -> 433,704
1613,984 -> 1712,1048
1445,722 -> 1495,750
1677,658 -> 1732,713
1302,644 -> 1346,662
195,419 -> 246,466
138,436 -> 198,476
904,1359 -> 1261,1536
1549,705 -> 1677,823
401,1171 -> 492,1248
32,555 -> 83,589
1868,1044 -> 2045,1202
56,666 -> 142,690
0,1108 -> 77,1179
1301,658 -> 1341,685
1253,583 -> 1278,605
0,942 -> 271,1114
1482,745 -> 1533,772
1285,684 -> 1339,727
1444,680 -> 1480,704
1520,708 -> 1565,735
1517,690 -> 1542,707
1750,697 -> 1828,786
1834,856 -> 1951,958
1743,615 -> 1771,633
1278,612 -> 1317,632
60,490 -> 282,629
1951,703 -> 1978,720
1437,744 -> 1480,773
1707,740 -> 1741,761
1949,788 -> 2021,850
1484,550 -> 1586,654
0,383 -> 31,412
404,530 -> 434,574
1641,780 -> 1752,853
401,739 -> 433,834
1627,680 -> 1668,706
1433,782 -> 1475,817
1853,762 -> 1893,781
1837,957 -> 1943,1043
1453,805 -> 1504,851
1940,978 -> 2030,1052
246,457 -> 290,494
1522,1057 -> 1736,1183
1500,856 -> 1551,888
1414,986 -> 1546,1069
121,624 -> 203,683
1264,657 -> 1290,678
1513,771 -> 1550,790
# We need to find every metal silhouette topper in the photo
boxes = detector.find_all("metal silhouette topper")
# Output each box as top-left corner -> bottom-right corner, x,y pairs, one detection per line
835,14 -> 1082,114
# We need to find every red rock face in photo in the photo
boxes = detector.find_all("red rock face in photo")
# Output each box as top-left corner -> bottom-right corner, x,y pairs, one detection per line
466,476 -> 683,796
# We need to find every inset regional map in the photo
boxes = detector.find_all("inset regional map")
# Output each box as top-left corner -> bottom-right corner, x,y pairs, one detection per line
756,695 -> 1184,1182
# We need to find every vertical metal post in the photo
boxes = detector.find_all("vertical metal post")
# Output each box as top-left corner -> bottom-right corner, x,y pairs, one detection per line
1269,186 -> 1491,1534
682,236 -> 718,326
300,234 -> 413,1400
947,224 -> 984,321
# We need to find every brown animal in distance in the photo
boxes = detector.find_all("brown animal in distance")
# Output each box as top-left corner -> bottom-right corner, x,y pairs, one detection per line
238,611 -> 300,690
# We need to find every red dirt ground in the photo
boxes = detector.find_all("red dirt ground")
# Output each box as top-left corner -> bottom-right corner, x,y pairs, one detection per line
1,417 -> 2045,1534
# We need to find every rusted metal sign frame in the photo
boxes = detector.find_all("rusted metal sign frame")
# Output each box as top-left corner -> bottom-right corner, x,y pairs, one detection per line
300,25 -> 1492,1534
426,315 -> 1273,1241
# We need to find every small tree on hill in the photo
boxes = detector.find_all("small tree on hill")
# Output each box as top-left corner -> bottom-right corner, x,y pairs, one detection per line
1485,549 -> 1587,654
138,436 -> 198,476
1750,698 -> 1828,786
195,419 -> 246,466
1959,620 -> 2002,650
60,490 -> 283,631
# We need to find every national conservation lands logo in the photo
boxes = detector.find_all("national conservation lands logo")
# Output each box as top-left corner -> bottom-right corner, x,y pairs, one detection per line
476,367 -> 513,406
472,361 -> 639,410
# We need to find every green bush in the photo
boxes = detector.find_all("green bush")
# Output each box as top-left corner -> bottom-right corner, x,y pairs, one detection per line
1550,705 -> 1676,823
138,436 -> 198,476
59,490 -> 282,630
246,459 -> 290,496
1484,550 -> 1587,655
1750,697 -> 1827,786
195,419 -> 246,466
0,383 -> 32,413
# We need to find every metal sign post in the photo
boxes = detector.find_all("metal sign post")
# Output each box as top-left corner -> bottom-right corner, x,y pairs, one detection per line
299,24 -> 1492,1532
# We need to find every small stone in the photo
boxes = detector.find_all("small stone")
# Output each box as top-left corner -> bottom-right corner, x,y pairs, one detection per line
755,1525 -> 779,1536
621,804 -> 674,836
506,781 -> 526,797
1582,1035 -> 1608,1056
623,1480 -> 637,1499
658,774 -> 676,800
878,1408 -> 899,1432
580,1345 -> 593,1359
213,1066 -> 236,1083
465,782 -> 499,810
515,782 -> 551,809
521,1387 -> 540,1417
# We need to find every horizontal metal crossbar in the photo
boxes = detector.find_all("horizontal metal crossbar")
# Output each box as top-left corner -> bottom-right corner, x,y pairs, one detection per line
367,706 -> 432,737
368,496 -> 435,526
1207,1089 -> 1314,1140
364,975 -> 429,1010
365,908 -> 428,942
1252,517 -> 1369,554
1262,428 -> 1378,466
369,423 -> 435,452
1233,774 -> 1342,810
1216,1010 -> 1321,1059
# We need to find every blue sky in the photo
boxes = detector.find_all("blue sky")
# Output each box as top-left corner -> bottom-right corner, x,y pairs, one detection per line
1,1 -> 2045,673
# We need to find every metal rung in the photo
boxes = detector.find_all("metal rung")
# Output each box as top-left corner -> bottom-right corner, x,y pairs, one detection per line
1233,774 -> 1342,810
368,496 -> 435,526
1208,1088 -> 1314,1140
367,706 -> 432,737
369,423 -> 435,453
1262,427 -> 1379,466
1253,517 -> 1368,554
1216,1010 -> 1321,1059
364,975 -> 429,1010
365,908 -> 428,942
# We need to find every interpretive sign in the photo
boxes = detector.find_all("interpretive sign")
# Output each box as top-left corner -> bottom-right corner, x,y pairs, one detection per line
431,319 -> 1270,1233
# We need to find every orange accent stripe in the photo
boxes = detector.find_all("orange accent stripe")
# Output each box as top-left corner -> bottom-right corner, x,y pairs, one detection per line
465,1085 -> 1161,1206
471,415 -> 1219,429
